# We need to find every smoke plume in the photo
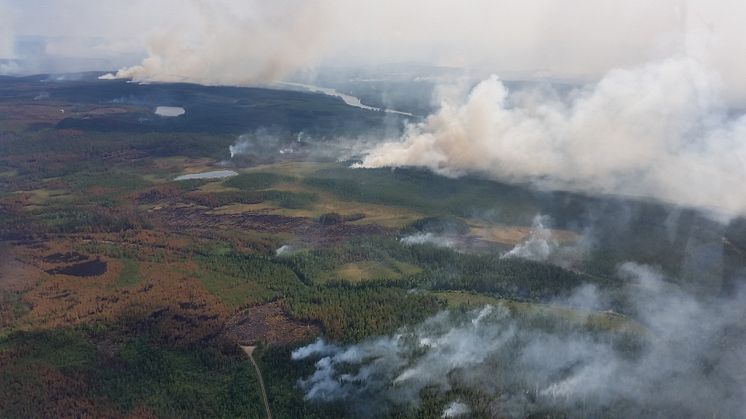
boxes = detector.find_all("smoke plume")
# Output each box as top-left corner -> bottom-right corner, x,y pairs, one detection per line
441,401 -> 470,417
106,0 -> 334,85
293,262 -> 746,417
359,56 -> 746,219
3,1 -> 746,103
229,128 -> 305,160
502,215 -> 558,261
400,233 -> 458,249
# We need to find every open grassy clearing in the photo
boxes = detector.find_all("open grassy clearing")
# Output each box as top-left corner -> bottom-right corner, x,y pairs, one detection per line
317,260 -> 422,283
302,166 -> 543,223
197,180 -> 238,193
202,165 -> 427,228
209,194 -> 423,229
14,189 -> 72,206
468,222 -> 579,245
240,161 -> 339,178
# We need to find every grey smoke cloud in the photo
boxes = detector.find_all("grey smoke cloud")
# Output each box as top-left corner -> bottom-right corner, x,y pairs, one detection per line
293,262 -> 746,417
359,56 -> 746,219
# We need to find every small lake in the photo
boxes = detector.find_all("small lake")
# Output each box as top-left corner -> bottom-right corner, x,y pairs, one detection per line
155,106 -> 186,117
174,170 -> 238,181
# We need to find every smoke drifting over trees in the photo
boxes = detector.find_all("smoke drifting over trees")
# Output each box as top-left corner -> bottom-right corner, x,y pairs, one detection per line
360,57 -> 746,219
502,215 -> 558,261
4,2 -> 746,418
293,263 -> 746,417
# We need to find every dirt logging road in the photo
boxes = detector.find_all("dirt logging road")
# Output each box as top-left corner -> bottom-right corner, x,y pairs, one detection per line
241,345 -> 272,419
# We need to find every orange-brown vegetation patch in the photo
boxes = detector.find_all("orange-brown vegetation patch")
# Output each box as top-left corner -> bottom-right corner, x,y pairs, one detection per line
0,103 -> 73,125
100,149 -> 150,164
82,106 -> 132,116
156,204 -> 390,245
0,244 -> 44,293
300,222 -> 391,245
1,193 -> 33,209
21,259 -> 230,344
87,186 -> 114,196
149,157 -> 217,175
0,363 -> 121,418
0,244 -> 43,327
223,301 -> 320,346
156,205 -> 308,234
135,184 -> 184,205
90,230 -> 195,255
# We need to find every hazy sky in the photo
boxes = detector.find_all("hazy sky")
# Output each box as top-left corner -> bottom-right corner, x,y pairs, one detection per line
2,1 -> 745,95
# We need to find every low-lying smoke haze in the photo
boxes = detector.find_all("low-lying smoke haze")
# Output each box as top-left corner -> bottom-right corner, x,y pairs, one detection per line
228,129 -> 304,159
293,263 -> 746,417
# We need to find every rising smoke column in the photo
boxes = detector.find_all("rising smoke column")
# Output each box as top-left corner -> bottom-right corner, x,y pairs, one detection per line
502,215 -> 558,261
359,56 -> 746,218
105,0 -> 335,85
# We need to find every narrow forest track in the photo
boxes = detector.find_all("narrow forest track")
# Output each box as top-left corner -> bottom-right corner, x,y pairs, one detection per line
240,345 -> 272,419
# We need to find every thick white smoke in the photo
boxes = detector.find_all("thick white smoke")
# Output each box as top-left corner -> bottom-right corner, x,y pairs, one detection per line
502,215 -> 557,261
400,233 -> 458,249
5,1 -> 746,101
106,0 -> 334,85
293,305 -> 509,408
441,401 -> 470,417
275,245 -> 294,257
293,262 -> 746,417
359,56 -> 746,218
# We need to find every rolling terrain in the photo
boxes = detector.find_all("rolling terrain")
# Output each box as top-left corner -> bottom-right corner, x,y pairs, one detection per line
1,76 -> 746,418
